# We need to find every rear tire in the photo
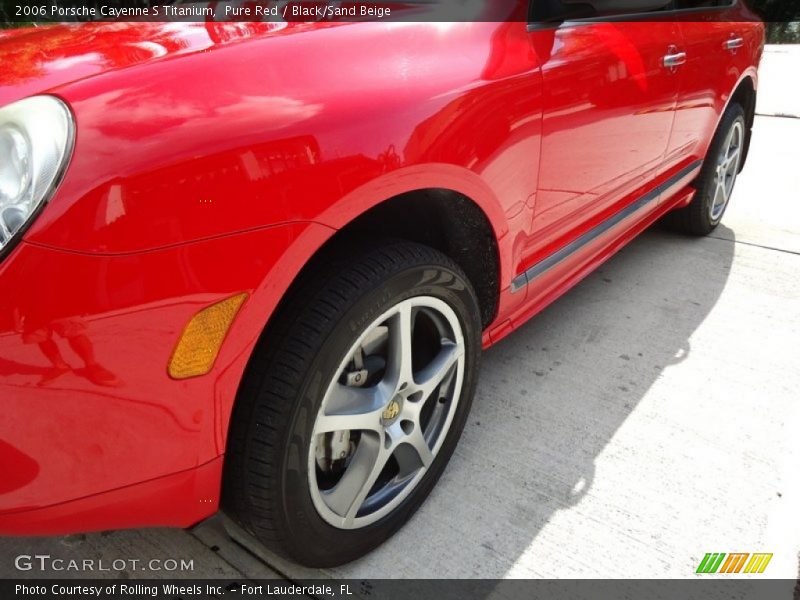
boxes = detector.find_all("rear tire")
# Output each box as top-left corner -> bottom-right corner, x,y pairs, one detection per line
663,103 -> 746,236
222,241 -> 482,567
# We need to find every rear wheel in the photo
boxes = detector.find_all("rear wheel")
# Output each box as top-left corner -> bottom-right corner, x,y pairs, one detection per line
664,103 -> 746,235
222,241 -> 481,567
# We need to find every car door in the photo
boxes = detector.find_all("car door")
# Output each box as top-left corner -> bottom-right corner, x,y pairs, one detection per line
524,19 -> 682,264
665,1 -> 757,171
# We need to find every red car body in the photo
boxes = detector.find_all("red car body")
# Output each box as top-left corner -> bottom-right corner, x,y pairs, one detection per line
0,2 -> 763,536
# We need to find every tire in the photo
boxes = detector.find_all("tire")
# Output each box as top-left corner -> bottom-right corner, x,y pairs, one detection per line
222,241 -> 482,567
663,103 -> 747,236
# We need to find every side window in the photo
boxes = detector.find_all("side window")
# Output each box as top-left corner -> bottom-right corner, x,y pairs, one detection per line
673,0 -> 735,7
530,0 -> 675,22
529,0 -> 735,22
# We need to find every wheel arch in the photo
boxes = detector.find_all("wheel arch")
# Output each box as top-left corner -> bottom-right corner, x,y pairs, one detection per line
722,72 -> 758,171
215,179 -> 505,456
326,188 -> 502,329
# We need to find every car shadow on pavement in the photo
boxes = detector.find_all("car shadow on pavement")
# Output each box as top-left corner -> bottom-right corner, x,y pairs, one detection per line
321,224 -> 737,579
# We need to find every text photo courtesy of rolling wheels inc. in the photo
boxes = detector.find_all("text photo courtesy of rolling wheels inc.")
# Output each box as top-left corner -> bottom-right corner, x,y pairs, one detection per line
0,1 -> 799,599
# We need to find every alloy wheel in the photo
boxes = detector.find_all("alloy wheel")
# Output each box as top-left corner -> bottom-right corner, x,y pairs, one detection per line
308,296 -> 465,529
709,119 -> 744,222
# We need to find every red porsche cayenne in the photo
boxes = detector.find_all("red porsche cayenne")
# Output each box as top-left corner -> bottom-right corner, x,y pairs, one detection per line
0,1 -> 763,566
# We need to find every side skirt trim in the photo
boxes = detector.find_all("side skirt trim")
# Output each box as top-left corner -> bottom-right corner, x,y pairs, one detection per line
511,160 -> 702,292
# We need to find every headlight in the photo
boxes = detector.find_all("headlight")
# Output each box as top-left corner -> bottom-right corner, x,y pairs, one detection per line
0,96 -> 74,255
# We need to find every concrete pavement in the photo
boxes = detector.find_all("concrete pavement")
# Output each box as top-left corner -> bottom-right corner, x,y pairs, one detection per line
757,45 -> 800,119
1,47 -> 798,582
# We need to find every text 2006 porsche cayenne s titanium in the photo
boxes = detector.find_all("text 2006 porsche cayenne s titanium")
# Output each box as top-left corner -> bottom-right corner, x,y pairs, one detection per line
0,0 -> 763,566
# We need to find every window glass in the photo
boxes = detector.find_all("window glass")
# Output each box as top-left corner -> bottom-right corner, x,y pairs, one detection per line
673,0 -> 735,8
530,0 -> 736,21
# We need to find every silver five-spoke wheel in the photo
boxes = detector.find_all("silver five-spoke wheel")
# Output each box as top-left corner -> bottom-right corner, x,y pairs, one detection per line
309,296 -> 465,529
710,119 -> 743,222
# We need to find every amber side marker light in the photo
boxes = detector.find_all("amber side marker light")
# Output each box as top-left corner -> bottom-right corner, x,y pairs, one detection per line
168,293 -> 248,380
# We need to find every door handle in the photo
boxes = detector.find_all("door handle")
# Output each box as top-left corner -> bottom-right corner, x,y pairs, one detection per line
725,38 -> 745,52
662,52 -> 687,69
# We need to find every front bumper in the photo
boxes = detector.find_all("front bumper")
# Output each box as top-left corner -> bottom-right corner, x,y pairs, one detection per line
0,222 -> 325,534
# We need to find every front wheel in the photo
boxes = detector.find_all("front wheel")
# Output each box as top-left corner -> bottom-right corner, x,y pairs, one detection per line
223,241 -> 482,567
664,103 -> 747,236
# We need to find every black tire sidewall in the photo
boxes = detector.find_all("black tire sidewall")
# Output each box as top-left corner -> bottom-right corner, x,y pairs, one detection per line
698,106 -> 747,230
272,261 -> 481,566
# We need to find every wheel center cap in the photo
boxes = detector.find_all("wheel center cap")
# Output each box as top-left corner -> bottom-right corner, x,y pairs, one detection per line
382,397 -> 402,423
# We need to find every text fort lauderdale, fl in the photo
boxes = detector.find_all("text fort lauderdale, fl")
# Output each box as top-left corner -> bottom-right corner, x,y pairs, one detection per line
16,583 -> 354,596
